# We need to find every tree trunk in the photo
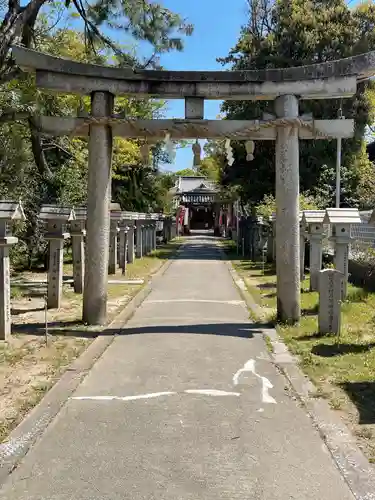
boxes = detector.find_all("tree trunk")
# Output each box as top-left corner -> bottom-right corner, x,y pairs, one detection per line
0,0 -> 47,81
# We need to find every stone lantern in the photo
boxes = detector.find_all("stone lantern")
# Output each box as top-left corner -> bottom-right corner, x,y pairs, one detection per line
39,204 -> 75,309
323,208 -> 361,299
0,201 -> 26,340
301,210 -> 326,291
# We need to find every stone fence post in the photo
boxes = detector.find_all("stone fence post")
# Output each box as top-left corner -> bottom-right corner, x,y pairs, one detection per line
118,218 -> 129,274
39,204 -> 75,309
70,206 -> 86,294
121,212 -> 136,266
144,215 -> 152,254
136,218 -> 144,258
163,217 -> 171,243
299,216 -> 306,281
266,216 -> 275,262
0,201 -> 26,341
302,211 -> 326,292
108,208 -> 122,275
127,220 -> 135,264
319,268 -> 343,335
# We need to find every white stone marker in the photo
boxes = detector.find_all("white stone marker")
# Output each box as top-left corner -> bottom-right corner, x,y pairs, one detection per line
324,208 -> 361,300
0,201 -> 26,340
318,268 -> 343,335
70,207 -> 87,294
302,210 -> 326,291
39,204 -> 75,309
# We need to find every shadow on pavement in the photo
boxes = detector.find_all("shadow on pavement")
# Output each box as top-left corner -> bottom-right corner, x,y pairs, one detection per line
13,321 -> 270,340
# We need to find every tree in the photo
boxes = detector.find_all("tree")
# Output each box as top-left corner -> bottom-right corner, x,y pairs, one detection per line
217,0 -> 375,208
0,0 -> 193,82
0,23 -> 179,268
174,168 -> 202,177
0,0 -> 193,186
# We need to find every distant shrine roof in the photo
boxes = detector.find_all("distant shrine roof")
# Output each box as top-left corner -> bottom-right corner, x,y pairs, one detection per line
174,176 -> 217,194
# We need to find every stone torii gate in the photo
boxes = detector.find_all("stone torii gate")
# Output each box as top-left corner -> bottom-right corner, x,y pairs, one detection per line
12,46 -> 375,324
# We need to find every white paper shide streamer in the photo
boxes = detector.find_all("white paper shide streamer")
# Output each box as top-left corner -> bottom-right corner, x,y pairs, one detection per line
225,138 -> 234,166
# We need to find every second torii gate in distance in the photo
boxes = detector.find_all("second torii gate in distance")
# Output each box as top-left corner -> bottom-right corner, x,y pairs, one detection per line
13,45 -> 375,324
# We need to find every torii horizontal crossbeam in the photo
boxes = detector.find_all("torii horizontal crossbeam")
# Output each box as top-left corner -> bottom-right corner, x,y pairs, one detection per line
12,46 -> 375,100
34,116 -> 355,140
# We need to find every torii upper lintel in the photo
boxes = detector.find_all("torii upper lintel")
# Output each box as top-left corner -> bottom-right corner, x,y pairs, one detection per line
11,45 -> 375,100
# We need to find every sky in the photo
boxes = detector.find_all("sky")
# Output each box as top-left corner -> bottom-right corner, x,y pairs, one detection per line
137,0 -> 247,172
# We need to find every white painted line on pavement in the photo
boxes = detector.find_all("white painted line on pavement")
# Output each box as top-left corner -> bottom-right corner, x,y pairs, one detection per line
71,389 -> 241,402
71,392 -> 176,402
146,299 -> 245,305
184,389 -> 241,397
233,359 -> 277,404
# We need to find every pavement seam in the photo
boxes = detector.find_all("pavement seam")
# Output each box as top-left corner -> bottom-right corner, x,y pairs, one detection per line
0,249 -> 178,487
224,255 -> 375,500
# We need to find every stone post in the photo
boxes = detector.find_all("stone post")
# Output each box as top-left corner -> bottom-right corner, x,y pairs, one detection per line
171,221 -> 176,239
142,223 -> 147,255
333,236 -> 350,300
70,213 -> 86,294
40,205 -> 74,309
163,218 -> 170,243
275,95 -> 300,323
152,222 -> 157,251
309,233 -> 324,291
118,221 -> 128,274
127,222 -> 135,263
108,223 -> 119,274
300,218 -> 306,281
83,91 -> 114,325
318,269 -> 343,334
214,202 -> 220,236
302,211 -> 326,292
136,219 -> 143,258
145,223 -> 151,254
0,201 -> 25,341
266,218 -> 274,263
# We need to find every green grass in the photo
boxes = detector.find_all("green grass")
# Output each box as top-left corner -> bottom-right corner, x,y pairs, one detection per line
223,241 -> 375,462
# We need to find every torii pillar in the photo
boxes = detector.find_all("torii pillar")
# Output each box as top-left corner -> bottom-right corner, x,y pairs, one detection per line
83,92 -> 114,325
275,95 -> 300,323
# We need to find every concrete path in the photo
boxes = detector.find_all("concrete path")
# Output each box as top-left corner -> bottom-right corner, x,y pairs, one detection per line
0,235 -> 353,499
